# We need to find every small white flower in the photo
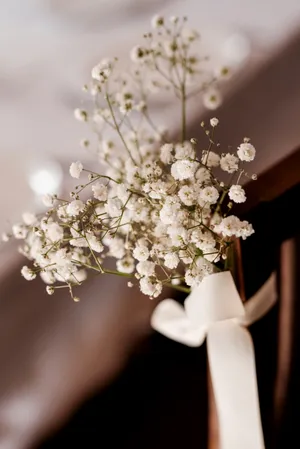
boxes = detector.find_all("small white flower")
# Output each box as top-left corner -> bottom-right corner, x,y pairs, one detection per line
105,198 -> 122,217
171,160 -> 198,180
220,153 -> 239,173
92,183 -> 108,201
159,196 -> 181,225
164,39 -> 178,57
40,218 -> 48,232
181,27 -> 199,42
160,143 -> 174,164
117,184 -> 129,204
107,237 -> 126,259
46,286 -> 55,295
191,229 -> 216,251
169,16 -> 179,24
136,261 -> 156,277
74,109 -> 88,122
21,266 -> 36,281
178,185 -> 196,206
12,224 -> 27,239
237,142 -> 256,162
90,84 -> 101,96
91,59 -> 112,81
133,245 -> 149,262
66,200 -> 85,216
168,226 -> 188,247
22,212 -> 37,226
195,167 -> 211,184
137,237 -> 149,248
164,253 -> 180,269
216,215 -> 242,237
199,186 -> 219,204
159,207 -> 174,225
185,258 -> 213,287
57,205 -> 68,220
210,117 -> 219,127
196,257 -> 214,276
42,194 -> 54,207
216,66 -> 231,80
45,223 -> 64,242
175,141 -> 195,160
69,161 -> 83,179
119,100 -> 134,115
185,269 -> 202,287
139,277 -> 162,298
102,140 -> 114,155
202,151 -> 220,167
116,257 -> 135,274
147,186 -> 163,200
239,221 -> 254,240
130,45 -> 146,62
151,14 -> 164,28
228,185 -> 246,203
141,162 -> 162,179
86,233 -> 104,253
116,90 -> 133,105
135,101 -> 147,112
203,89 -> 222,110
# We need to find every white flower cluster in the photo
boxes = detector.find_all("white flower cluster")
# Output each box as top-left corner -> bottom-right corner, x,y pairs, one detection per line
4,15 -> 256,300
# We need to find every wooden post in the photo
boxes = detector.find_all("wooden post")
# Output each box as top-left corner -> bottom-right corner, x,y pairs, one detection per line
208,371 -> 219,449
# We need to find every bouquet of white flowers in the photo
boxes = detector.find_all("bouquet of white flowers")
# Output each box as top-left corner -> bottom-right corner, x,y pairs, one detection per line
4,15 -> 256,302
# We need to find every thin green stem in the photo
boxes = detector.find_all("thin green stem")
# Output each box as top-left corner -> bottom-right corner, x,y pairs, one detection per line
204,128 -> 215,166
71,259 -> 134,279
154,62 -> 181,94
103,269 -> 133,278
214,189 -> 228,216
105,94 -> 137,165
164,282 -> 191,294
112,194 -> 132,236
143,111 -> 163,140
83,169 -> 120,184
72,259 -> 99,272
181,83 -> 186,142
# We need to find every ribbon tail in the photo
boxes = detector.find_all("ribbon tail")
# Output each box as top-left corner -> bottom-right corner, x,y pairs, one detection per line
207,321 -> 265,449
240,272 -> 277,326
151,299 -> 206,347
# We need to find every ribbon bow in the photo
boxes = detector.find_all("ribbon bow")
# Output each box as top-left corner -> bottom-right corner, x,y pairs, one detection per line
151,271 -> 277,449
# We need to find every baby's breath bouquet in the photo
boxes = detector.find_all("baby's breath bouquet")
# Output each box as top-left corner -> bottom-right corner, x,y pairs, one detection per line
5,15 -> 257,301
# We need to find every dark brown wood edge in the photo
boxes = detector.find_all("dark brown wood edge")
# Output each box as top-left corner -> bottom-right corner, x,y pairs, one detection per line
236,146 -> 300,215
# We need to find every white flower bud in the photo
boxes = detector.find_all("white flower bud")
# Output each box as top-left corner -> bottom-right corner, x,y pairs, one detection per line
46,286 -> 55,295
210,117 -> 219,127
74,109 -> 88,122
69,161 -> 83,179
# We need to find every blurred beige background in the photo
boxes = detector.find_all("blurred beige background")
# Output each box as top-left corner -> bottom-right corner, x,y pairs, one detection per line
1,0 -> 300,230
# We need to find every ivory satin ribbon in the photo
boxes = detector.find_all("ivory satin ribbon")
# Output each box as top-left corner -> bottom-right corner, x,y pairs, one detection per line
151,271 -> 277,449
